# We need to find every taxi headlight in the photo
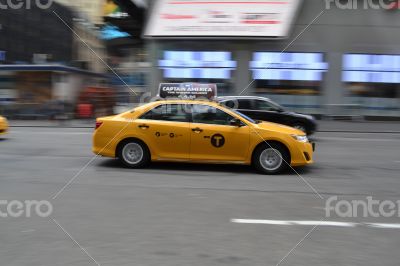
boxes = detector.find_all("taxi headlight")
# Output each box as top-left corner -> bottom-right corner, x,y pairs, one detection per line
291,134 -> 308,143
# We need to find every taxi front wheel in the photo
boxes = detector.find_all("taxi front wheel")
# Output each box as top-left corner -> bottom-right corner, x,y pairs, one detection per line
117,140 -> 150,168
253,143 -> 289,174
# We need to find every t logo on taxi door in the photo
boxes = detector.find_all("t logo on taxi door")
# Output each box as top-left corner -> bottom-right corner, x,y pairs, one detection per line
211,134 -> 225,148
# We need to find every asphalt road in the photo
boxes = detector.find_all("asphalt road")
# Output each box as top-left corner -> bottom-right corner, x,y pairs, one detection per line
1,126 -> 400,266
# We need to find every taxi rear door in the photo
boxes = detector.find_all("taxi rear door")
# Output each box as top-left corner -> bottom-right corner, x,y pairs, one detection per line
135,103 -> 191,160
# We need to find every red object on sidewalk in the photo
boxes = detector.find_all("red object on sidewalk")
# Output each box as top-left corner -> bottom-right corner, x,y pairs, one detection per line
77,103 -> 93,118
388,1 -> 400,9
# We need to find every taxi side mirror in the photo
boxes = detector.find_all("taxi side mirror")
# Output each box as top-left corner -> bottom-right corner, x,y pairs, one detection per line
230,118 -> 243,127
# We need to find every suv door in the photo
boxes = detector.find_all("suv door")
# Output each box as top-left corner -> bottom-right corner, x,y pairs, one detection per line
136,103 -> 191,160
223,98 -> 256,118
189,104 -> 250,162
250,99 -> 284,123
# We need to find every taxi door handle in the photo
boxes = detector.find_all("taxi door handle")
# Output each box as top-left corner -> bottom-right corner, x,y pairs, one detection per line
138,124 -> 149,129
192,127 -> 203,133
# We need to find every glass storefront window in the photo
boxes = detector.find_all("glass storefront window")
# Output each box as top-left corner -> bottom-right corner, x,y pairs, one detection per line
343,54 -> 400,116
250,52 -> 328,114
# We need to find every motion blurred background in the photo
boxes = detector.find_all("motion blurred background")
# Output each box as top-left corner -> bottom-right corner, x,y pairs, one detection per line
1,0 -> 400,120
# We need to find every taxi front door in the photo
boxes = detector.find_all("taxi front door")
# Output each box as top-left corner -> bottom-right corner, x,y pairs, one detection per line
189,105 -> 250,162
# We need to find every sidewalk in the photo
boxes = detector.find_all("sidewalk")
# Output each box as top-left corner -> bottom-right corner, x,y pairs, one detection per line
9,119 -> 95,128
8,119 -> 400,133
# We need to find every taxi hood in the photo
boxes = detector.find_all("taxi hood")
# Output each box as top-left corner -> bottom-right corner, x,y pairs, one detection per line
255,121 -> 305,135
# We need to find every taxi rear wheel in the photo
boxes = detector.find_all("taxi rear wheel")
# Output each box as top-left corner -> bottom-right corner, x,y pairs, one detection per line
117,140 -> 150,168
253,143 -> 289,174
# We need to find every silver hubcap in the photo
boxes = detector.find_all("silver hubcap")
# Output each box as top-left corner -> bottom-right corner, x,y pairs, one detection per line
122,143 -> 143,165
260,148 -> 283,171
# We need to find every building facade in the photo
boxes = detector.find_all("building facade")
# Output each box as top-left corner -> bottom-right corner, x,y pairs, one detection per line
55,0 -> 106,26
54,0 -> 107,73
146,0 -> 400,117
72,21 -> 107,73
0,3 -> 74,63
0,2 -> 106,110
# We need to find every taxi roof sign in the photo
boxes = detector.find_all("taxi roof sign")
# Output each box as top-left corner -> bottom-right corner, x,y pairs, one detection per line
158,83 -> 217,100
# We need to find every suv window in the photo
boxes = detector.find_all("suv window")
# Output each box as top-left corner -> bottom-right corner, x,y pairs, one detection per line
192,104 -> 235,126
237,99 -> 253,110
222,100 -> 236,109
140,104 -> 190,122
254,100 -> 279,111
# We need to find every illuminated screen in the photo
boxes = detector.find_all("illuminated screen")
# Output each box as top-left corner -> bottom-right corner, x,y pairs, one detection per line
250,52 -> 328,81
159,51 -> 236,79
145,0 -> 302,38
101,24 -> 131,40
343,54 -> 400,83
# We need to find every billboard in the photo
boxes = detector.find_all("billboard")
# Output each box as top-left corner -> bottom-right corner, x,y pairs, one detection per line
250,52 -> 328,81
101,24 -> 131,40
158,83 -> 217,100
159,51 -> 236,79
343,54 -> 400,83
145,0 -> 302,38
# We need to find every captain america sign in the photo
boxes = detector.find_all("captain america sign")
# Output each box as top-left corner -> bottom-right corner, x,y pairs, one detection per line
158,83 -> 217,100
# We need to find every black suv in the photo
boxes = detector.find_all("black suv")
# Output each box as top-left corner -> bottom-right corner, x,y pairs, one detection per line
218,96 -> 317,135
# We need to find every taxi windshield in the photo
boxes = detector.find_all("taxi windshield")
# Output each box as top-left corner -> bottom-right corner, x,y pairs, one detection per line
231,109 -> 256,124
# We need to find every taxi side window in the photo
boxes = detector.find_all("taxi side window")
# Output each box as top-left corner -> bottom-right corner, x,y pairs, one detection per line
192,105 -> 234,126
140,104 -> 189,122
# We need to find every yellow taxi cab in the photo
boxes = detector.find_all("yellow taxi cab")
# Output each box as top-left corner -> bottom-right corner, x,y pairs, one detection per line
0,115 -> 8,135
93,84 -> 314,174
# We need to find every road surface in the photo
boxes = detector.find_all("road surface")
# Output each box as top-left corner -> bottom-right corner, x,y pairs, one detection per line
0,126 -> 400,266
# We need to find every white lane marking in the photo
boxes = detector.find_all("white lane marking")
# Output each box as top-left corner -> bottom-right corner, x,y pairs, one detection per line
231,219 -> 355,227
232,219 -> 292,225
292,221 -> 357,227
364,223 -> 400,229
231,219 -> 400,229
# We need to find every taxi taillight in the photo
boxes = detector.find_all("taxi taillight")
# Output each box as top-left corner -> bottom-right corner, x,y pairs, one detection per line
95,121 -> 103,130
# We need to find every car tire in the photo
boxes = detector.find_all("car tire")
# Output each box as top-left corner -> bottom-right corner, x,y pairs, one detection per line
117,139 -> 150,168
253,143 -> 289,174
